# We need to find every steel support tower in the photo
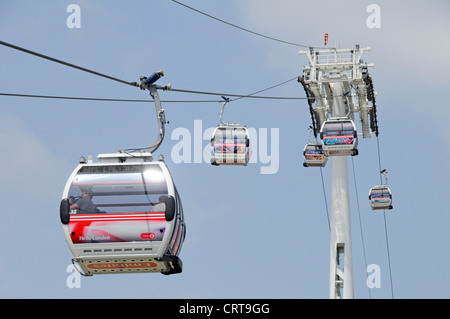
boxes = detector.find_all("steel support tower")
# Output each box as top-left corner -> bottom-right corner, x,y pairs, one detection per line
299,46 -> 375,299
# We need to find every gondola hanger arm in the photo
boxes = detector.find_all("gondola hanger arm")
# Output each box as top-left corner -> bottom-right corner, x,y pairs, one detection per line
380,169 -> 388,185
136,70 -> 172,153
219,96 -> 239,127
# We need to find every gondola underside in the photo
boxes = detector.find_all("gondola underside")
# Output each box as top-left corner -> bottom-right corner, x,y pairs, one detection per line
73,255 -> 182,276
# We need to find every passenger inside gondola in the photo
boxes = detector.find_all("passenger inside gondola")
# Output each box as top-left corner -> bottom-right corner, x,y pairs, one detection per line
151,195 -> 167,212
67,166 -> 170,215
70,189 -> 100,214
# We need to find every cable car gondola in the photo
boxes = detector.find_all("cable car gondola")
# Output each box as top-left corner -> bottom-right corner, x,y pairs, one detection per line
368,186 -> 393,210
320,117 -> 358,157
59,71 -> 186,276
369,169 -> 393,210
60,152 -> 186,276
211,97 -> 251,166
211,126 -> 250,166
303,142 -> 327,167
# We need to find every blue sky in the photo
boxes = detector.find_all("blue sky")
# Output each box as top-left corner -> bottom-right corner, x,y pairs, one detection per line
0,0 -> 449,299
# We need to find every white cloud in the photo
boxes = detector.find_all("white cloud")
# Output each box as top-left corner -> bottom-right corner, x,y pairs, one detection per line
235,0 -> 450,79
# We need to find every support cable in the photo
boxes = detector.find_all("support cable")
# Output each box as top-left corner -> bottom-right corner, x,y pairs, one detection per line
0,40 -> 138,88
0,39 -> 305,101
171,0 -> 325,49
229,77 -> 299,101
376,136 -> 395,299
0,92 -> 223,103
169,76 -> 303,100
319,166 -> 331,232
0,77 -> 304,104
309,130 -> 330,231
351,157 -> 372,299
0,92 -> 298,103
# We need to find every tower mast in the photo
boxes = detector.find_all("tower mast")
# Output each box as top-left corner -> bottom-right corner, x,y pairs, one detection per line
299,46 -> 374,299
329,81 -> 353,299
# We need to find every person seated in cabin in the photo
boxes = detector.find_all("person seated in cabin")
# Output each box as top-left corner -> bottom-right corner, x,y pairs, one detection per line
70,189 -> 100,214
151,195 -> 167,212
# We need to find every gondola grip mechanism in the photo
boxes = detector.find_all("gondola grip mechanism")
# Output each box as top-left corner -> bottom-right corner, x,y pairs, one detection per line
143,69 -> 164,87
136,70 -> 170,91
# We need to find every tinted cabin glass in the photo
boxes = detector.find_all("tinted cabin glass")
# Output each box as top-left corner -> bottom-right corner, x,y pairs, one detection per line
68,164 -> 168,214
214,128 -> 247,144
323,121 -> 353,136
213,128 -> 248,153
370,188 -> 390,199
305,144 -> 324,155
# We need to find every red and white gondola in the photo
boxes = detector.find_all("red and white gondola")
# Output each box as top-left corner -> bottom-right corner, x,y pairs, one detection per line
59,151 -> 186,276
320,117 -> 358,157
